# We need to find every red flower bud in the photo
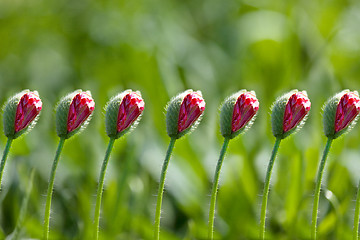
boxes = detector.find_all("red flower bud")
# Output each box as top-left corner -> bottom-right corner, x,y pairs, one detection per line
283,91 -> 311,133
232,92 -> 259,133
117,92 -> 145,132
178,91 -> 205,133
67,92 -> 95,133
15,92 -> 42,133
334,92 -> 360,133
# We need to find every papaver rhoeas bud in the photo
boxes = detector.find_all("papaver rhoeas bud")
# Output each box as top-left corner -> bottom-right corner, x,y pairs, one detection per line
220,90 -> 259,139
105,90 -> 145,139
117,92 -> 144,132
3,90 -> 42,139
178,92 -> 205,132
166,90 -> 205,139
335,92 -> 360,132
283,92 -> 311,133
323,90 -> 360,139
271,90 -> 311,139
67,92 -> 95,132
56,90 -> 95,139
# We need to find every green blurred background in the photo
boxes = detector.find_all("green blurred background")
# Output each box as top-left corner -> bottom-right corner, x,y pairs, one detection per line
1,0 -> 360,239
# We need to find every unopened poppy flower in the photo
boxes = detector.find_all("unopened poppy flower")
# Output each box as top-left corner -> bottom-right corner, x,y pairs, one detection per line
67,92 -> 95,133
117,92 -> 144,132
334,92 -> 360,133
232,92 -> 259,132
105,90 -> 144,139
177,91 -> 205,133
44,90 -> 95,240
313,90 -> 360,240
154,89 -> 205,240
260,90 -> 310,239
14,92 -> 42,133
323,90 -> 360,139
94,90 -> 145,240
3,90 -> 42,139
1,90 -> 42,190
166,90 -> 205,139
220,90 -> 259,139
56,90 -> 95,139
209,90 -> 259,239
271,90 -> 311,139
283,92 -> 311,133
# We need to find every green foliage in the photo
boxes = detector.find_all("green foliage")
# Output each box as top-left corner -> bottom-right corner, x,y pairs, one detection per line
1,0 -> 360,239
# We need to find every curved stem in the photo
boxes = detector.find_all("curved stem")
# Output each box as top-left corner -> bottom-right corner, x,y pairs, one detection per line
208,137 -> 230,239
43,137 -> 66,240
12,168 -> 36,240
154,137 -> 176,240
311,137 -> 333,240
353,180 -> 360,240
259,137 -> 282,239
94,137 -> 116,240
0,137 -> 13,191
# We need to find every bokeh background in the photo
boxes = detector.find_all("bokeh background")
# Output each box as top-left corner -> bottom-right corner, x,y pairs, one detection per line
1,0 -> 360,239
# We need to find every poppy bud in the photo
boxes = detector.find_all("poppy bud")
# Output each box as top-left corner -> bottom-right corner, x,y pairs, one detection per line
220,90 -> 259,139
323,90 -> 360,139
56,90 -> 95,139
166,90 -> 205,139
105,90 -> 145,139
272,90 -> 311,139
3,90 -> 42,139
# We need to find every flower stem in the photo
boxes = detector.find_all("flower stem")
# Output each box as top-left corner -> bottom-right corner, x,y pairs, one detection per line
259,137 -> 282,239
353,180 -> 360,240
94,137 -> 115,240
0,137 -> 13,191
208,137 -> 230,239
43,137 -> 66,240
311,137 -> 333,240
154,137 -> 176,240
12,168 -> 36,240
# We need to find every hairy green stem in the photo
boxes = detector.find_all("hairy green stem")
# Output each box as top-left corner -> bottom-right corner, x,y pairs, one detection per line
94,137 -> 115,240
353,180 -> 360,240
154,137 -> 176,240
43,137 -> 66,240
12,168 -> 36,240
311,137 -> 333,240
0,137 -> 13,191
208,137 -> 230,239
259,137 -> 281,239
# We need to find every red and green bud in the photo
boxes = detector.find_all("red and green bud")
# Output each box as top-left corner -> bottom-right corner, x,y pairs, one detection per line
15,92 -> 42,133
105,90 -> 144,139
323,90 -> 360,139
220,90 -> 259,139
56,90 -> 95,139
117,92 -> 144,132
3,90 -> 42,139
334,92 -> 360,133
67,92 -> 95,133
166,90 -> 205,139
283,92 -> 311,133
271,90 -> 311,139
178,92 -> 206,133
